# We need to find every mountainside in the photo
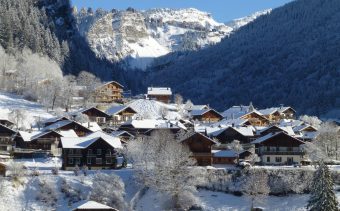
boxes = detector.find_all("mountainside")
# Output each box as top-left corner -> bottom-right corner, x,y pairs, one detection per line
145,0 -> 340,117
75,8 -> 269,70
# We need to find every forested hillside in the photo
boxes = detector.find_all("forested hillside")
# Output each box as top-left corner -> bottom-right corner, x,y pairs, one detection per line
146,0 -> 340,116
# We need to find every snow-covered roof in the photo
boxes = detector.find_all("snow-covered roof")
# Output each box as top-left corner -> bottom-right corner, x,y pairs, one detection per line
72,200 -> 115,210
187,105 -> 209,111
121,119 -> 186,130
69,107 -> 109,117
258,108 -> 279,115
61,131 -> 122,149
58,130 -> 79,138
106,105 -> 136,116
221,105 -> 250,119
147,87 -> 172,96
279,119 -> 304,127
211,126 -> 254,137
257,125 -> 295,136
251,132 -> 304,144
293,124 -> 317,132
80,122 -> 102,132
110,130 -> 134,138
213,150 -> 238,158
41,116 -> 70,124
99,81 -> 124,88
42,120 -> 73,131
190,109 -> 222,117
17,131 -> 40,142
211,118 -> 249,128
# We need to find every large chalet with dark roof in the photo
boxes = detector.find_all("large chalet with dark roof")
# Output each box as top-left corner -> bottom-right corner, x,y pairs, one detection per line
190,109 -> 223,123
70,107 -> 111,125
106,106 -> 137,126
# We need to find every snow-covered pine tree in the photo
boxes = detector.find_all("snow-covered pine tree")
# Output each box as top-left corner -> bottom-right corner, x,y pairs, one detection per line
307,162 -> 339,211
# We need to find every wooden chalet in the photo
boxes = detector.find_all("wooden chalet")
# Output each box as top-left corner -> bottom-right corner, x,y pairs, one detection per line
0,124 -> 16,158
42,120 -> 93,137
240,111 -> 269,126
278,106 -> 296,119
179,132 -> 217,166
190,109 -> 223,123
252,132 -> 305,165
14,130 -> 78,158
211,126 -> 254,144
147,87 -> 172,104
70,107 -> 111,125
258,108 -> 282,122
94,81 -> 124,104
258,125 -> 295,137
293,124 -> 318,142
61,131 -> 123,170
212,150 -> 238,164
106,106 -> 137,125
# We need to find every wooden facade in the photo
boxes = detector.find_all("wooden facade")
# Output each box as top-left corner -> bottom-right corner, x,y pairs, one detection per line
253,132 -> 305,165
0,124 -> 16,156
191,109 -> 223,123
62,138 -> 118,170
147,87 -> 172,104
180,132 -> 216,166
241,111 -> 269,126
107,106 -> 137,126
214,127 -> 254,144
279,107 -> 296,119
73,107 -> 111,125
94,81 -> 124,104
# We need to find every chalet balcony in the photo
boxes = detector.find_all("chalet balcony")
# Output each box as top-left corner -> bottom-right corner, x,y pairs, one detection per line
260,151 -> 304,155
192,152 -> 212,157
68,153 -> 82,157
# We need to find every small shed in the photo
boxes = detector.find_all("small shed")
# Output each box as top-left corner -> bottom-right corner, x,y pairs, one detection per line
212,150 -> 238,164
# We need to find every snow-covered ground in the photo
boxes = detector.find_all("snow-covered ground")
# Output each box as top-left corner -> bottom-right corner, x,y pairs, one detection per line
0,92 -> 54,129
1,158 -> 339,211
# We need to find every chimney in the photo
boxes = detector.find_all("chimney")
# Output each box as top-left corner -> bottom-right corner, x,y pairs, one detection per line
280,104 -> 284,109
232,123 -> 235,127
88,122 -> 91,128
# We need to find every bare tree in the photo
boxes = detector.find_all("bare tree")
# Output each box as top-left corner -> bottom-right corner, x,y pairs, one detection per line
77,71 -> 101,106
240,169 -> 270,210
315,122 -> 340,160
299,115 -> 322,129
127,130 -> 199,209
174,94 -> 183,106
9,109 -> 26,130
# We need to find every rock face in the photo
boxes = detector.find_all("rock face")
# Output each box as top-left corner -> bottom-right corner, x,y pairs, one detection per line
75,8 -> 269,70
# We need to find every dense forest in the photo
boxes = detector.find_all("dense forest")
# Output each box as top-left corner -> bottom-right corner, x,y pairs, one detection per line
145,0 -> 340,117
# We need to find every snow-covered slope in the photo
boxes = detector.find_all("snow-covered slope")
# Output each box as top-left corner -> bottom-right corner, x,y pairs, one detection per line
75,8 -> 268,70
225,9 -> 271,29
0,92 -> 54,129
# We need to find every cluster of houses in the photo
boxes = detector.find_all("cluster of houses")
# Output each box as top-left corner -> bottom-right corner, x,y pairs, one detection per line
0,81 -> 322,173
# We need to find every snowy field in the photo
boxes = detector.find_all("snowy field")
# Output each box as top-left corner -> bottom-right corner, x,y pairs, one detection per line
0,92 -> 54,129
1,158 -> 339,211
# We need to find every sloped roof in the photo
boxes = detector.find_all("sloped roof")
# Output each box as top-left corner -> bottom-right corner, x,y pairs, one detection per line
147,87 -> 172,96
99,81 -> 124,88
190,109 -> 223,118
187,105 -> 209,111
110,130 -> 134,138
70,107 -> 110,117
106,105 -> 136,116
221,105 -> 250,119
213,150 -> 238,158
212,126 -> 254,137
293,124 -> 317,132
61,131 -> 122,149
121,119 -> 186,130
16,131 -> 40,142
258,108 -> 279,115
258,125 -> 295,136
80,122 -> 102,132
72,200 -> 116,210
251,132 -> 305,144
179,132 -> 218,145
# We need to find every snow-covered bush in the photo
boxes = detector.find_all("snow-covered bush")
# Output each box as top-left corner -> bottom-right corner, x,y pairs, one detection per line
36,179 -> 58,208
51,167 -> 59,175
60,178 -> 82,204
8,162 -> 26,184
90,173 -> 126,210
74,165 -> 80,176
82,165 -> 88,176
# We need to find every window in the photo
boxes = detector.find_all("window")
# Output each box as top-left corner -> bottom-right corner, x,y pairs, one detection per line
275,157 -> 282,163
97,149 -> 102,155
287,147 -> 293,152
287,157 -> 294,164
88,149 -> 92,155
87,157 -> 92,164
266,146 -> 270,151
96,158 -> 102,164
97,117 -> 106,123
69,149 -> 74,154
68,158 -> 74,164
276,147 -> 280,152
75,149 -> 81,154
106,150 -> 111,156
75,158 -> 81,165
267,157 -> 270,163
106,158 -> 112,164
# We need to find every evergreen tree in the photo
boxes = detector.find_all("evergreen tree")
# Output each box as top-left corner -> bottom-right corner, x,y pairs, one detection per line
307,162 -> 339,211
